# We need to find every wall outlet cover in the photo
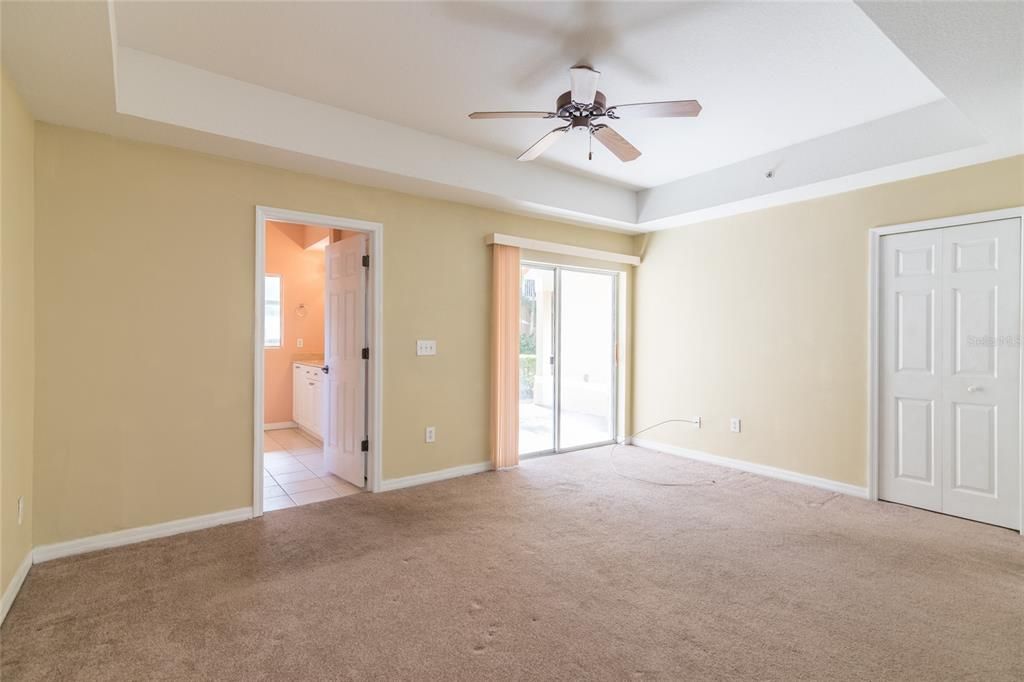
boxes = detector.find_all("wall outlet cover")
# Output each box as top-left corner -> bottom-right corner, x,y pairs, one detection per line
425,426 -> 436,443
416,340 -> 437,356
17,496 -> 24,525
730,417 -> 742,433
297,338 -> 304,348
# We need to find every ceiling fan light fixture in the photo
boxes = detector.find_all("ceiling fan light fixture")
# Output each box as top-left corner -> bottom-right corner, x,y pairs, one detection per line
569,64 -> 601,106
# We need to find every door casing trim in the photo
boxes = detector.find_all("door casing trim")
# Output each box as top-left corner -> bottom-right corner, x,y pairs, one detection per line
868,206 -> 1024,534
254,206 -> 384,516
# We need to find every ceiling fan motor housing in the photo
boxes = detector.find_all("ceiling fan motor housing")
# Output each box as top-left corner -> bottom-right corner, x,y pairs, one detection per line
557,90 -> 607,126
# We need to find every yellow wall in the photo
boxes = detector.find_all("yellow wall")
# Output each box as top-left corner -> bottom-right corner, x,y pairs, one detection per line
32,123 -> 635,545
633,155 -> 1024,487
28,116 -> 1020,548
1,70 -> 35,594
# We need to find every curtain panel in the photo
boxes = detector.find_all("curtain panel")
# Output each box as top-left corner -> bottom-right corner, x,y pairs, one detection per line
490,244 -> 520,469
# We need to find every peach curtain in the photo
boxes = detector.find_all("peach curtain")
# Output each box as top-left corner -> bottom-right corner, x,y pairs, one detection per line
490,244 -> 521,469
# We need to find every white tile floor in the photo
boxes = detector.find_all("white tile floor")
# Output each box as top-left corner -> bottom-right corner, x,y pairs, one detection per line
263,428 -> 363,511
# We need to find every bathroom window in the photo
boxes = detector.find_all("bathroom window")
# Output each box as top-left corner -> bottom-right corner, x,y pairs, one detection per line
264,275 -> 282,348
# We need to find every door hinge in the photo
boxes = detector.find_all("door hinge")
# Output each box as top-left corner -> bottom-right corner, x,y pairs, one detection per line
361,347 -> 370,360
360,439 -> 369,452
362,254 -> 370,268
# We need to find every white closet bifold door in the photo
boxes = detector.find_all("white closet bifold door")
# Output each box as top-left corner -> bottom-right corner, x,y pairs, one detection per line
879,218 -> 1021,530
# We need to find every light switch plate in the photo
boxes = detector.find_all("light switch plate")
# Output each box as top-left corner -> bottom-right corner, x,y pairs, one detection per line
416,340 -> 437,356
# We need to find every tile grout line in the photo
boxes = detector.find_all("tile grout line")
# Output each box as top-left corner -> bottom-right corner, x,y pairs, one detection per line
263,430 -> 354,509
264,430 -> 331,503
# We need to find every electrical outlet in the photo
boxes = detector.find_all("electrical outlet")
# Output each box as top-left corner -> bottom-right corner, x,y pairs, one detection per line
17,496 -> 24,525
730,417 -> 741,433
297,337 -> 304,348
416,340 -> 437,356
425,426 -> 436,443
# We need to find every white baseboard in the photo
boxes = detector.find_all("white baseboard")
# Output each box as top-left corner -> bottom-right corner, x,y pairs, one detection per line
631,438 -> 869,499
33,507 -> 254,564
264,421 -> 297,430
380,461 -> 493,492
294,425 -> 323,444
0,551 -> 32,625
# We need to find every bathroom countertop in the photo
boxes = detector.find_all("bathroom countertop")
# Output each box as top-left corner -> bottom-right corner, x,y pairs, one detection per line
293,356 -> 324,368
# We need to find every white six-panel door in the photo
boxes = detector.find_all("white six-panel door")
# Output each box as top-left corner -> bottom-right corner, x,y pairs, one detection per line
323,234 -> 368,487
880,229 -> 944,514
879,218 -> 1021,529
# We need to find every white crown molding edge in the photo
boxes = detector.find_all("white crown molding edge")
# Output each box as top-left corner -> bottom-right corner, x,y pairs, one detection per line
486,233 -> 640,265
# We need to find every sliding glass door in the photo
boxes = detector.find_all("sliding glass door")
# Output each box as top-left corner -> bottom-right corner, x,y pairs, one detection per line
519,265 -> 556,454
557,269 -> 616,449
519,263 -> 617,456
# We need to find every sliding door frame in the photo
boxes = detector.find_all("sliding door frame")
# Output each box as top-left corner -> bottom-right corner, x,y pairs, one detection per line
520,260 -> 619,459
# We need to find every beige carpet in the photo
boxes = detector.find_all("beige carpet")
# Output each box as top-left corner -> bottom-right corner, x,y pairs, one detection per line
2,446 -> 1022,680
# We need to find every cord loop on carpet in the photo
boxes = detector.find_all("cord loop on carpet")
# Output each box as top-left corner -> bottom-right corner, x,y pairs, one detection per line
610,418 -> 717,487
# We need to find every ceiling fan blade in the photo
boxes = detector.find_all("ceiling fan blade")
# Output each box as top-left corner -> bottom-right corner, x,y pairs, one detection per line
518,126 -> 570,161
468,111 -> 555,119
607,100 -> 702,118
569,65 -> 600,105
592,125 -> 642,162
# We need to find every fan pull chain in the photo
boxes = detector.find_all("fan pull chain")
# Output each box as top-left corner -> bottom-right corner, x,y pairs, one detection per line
588,128 -> 593,161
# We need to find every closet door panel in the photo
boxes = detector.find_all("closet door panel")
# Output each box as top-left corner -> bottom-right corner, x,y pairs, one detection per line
879,230 -> 944,512
940,219 -> 1021,529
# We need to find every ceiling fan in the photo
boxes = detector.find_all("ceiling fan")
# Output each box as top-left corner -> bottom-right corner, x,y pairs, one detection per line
468,65 -> 701,163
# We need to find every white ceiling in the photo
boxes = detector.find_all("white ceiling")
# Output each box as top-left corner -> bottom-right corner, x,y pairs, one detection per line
113,0 -> 944,189
2,1 -> 1022,233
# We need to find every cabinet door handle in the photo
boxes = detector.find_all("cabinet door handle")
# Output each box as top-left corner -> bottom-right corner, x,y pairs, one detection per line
967,385 -> 982,392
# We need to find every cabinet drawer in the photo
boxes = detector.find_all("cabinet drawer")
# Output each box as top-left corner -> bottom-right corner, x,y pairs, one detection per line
295,364 -> 324,381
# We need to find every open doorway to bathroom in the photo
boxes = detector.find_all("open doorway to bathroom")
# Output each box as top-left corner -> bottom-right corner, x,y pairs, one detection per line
255,208 -> 382,514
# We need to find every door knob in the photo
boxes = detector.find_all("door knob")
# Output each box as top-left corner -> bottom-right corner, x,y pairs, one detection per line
967,385 -> 982,392
321,366 -> 329,374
